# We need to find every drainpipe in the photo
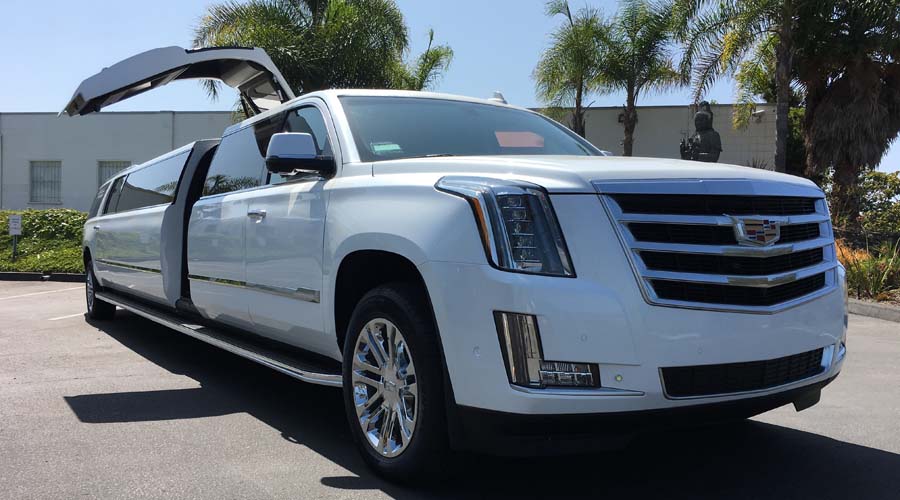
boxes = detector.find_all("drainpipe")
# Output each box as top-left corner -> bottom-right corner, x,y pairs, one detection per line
0,112 -> 4,209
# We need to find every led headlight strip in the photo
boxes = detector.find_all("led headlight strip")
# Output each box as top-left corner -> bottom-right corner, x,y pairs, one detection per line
436,176 -> 575,277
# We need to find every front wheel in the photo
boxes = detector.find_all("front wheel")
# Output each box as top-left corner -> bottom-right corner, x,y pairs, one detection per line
342,283 -> 448,482
86,263 -> 115,320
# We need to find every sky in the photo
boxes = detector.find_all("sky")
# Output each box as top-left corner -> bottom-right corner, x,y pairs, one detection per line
1,0 -> 896,170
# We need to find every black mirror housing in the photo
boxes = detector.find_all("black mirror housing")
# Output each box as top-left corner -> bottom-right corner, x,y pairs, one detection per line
265,132 -> 335,176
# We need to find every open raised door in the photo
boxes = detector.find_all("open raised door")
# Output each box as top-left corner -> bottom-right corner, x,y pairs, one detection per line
62,46 -> 295,117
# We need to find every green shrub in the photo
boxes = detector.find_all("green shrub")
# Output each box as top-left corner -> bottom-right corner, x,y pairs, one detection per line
0,209 -> 86,273
837,238 -> 900,300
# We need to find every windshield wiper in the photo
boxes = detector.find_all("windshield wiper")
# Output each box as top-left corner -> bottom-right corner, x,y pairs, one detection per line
409,153 -> 456,159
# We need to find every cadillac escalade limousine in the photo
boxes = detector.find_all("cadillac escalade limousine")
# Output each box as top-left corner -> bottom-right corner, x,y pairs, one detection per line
67,46 -> 847,480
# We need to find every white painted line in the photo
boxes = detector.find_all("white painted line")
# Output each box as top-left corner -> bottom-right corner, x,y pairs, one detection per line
0,286 -> 83,301
47,312 -> 85,321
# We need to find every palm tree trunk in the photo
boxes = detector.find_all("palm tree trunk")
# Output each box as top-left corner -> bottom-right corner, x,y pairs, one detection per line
832,158 -> 862,229
573,83 -> 586,137
622,89 -> 637,156
774,6 -> 794,174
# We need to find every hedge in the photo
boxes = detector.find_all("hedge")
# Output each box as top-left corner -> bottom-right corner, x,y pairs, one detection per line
0,209 -> 86,273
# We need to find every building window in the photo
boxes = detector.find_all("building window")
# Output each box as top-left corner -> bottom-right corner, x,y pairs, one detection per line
29,161 -> 62,204
98,160 -> 131,185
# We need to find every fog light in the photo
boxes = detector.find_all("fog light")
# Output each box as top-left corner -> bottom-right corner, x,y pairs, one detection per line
539,361 -> 598,387
494,311 -> 600,388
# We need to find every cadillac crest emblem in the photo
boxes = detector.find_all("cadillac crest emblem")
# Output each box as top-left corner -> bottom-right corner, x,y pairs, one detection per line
729,216 -> 781,246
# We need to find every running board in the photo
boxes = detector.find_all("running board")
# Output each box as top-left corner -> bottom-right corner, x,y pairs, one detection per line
95,291 -> 343,387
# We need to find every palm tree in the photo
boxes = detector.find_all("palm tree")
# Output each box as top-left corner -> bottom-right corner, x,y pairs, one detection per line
193,0 -> 452,97
793,0 -> 900,223
674,0 -> 800,173
533,0 -> 606,138
594,0 -> 683,156
391,29 -> 454,91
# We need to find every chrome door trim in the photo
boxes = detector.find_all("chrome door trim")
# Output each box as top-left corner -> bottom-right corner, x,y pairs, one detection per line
188,274 -> 320,303
96,259 -> 161,274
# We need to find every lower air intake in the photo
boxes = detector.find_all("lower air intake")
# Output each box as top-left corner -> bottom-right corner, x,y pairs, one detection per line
661,348 -> 825,398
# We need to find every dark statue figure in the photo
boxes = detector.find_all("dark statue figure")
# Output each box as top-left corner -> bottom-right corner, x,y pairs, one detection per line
680,101 -> 722,162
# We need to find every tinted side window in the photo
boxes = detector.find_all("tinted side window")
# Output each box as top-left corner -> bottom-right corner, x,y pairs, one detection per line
116,152 -> 187,212
270,106 -> 334,185
104,177 -> 125,215
203,113 -> 285,197
285,107 -> 332,156
88,181 -> 111,218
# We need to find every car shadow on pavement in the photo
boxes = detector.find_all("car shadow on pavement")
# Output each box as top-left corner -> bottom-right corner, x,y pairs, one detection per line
67,311 -> 900,499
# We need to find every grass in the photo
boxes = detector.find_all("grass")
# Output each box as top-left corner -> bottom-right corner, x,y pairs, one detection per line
0,209 -> 86,274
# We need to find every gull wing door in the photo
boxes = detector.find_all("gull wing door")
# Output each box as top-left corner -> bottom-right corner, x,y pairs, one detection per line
62,46 -> 295,117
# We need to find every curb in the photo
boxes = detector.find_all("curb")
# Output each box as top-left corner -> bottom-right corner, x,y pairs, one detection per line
849,298 -> 900,323
0,272 -> 85,283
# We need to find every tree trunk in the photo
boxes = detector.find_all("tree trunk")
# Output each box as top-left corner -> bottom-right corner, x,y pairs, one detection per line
622,90 -> 637,156
573,83 -> 586,137
832,158 -> 863,230
773,4 -> 794,174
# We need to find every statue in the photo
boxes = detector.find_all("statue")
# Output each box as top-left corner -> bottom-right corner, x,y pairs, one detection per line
680,101 -> 722,162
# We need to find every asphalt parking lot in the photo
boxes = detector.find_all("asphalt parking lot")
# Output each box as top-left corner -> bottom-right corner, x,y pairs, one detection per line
1,281 -> 899,499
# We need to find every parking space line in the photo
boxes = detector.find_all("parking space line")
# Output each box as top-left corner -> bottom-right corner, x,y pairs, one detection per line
0,286 -> 83,301
47,312 -> 86,321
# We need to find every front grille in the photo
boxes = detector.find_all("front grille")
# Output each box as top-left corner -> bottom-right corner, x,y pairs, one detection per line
641,248 -> 824,276
651,273 -> 827,306
601,185 -> 836,311
629,222 -> 820,245
661,348 -> 825,398
611,194 -> 818,216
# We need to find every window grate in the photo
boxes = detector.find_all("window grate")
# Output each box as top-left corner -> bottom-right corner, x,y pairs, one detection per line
29,161 -> 62,204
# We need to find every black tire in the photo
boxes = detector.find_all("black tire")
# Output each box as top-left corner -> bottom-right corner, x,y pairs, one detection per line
86,262 -> 115,320
342,282 -> 448,483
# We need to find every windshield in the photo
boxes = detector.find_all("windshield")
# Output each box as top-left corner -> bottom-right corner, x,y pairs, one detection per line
340,96 -> 600,162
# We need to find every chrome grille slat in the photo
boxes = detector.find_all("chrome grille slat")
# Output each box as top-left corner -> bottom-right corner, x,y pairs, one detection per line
596,181 -> 838,314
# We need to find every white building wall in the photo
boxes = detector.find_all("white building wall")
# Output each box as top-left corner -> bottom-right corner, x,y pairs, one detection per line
0,105 -> 776,213
580,103 -> 777,169
0,112 -> 233,212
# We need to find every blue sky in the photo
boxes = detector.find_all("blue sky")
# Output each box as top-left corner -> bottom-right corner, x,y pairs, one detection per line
1,0 -> 896,170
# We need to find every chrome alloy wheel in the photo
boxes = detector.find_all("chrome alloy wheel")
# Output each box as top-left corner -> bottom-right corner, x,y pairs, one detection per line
351,318 -> 418,458
86,270 -> 95,311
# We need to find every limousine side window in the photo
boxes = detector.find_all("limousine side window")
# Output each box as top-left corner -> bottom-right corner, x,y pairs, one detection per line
202,112 -> 285,197
115,151 -> 187,212
103,176 -> 125,215
88,181 -> 111,219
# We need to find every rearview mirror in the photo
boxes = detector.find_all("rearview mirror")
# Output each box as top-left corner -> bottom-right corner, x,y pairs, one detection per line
265,132 -> 335,176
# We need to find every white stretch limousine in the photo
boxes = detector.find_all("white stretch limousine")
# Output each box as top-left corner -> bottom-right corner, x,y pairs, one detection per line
68,46 -> 847,480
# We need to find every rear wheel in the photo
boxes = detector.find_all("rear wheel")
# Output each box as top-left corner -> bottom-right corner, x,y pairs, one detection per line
342,283 -> 448,482
86,263 -> 115,320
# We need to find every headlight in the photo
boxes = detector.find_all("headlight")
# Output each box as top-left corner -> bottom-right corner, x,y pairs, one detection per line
436,176 -> 575,277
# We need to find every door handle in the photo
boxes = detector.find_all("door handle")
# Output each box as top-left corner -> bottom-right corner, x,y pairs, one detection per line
247,209 -> 267,219
93,226 -> 102,231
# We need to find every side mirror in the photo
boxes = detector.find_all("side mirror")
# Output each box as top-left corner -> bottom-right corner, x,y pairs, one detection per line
265,132 -> 335,176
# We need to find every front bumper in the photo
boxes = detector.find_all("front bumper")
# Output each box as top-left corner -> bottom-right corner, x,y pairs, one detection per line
448,375 -> 837,455
418,191 -> 847,419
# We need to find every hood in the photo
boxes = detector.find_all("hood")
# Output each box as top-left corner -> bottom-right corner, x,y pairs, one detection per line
372,155 -> 822,196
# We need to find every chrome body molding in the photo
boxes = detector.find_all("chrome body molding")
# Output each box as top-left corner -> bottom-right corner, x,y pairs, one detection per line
97,259 -> 162,274
594,179 -> 838,314
188,274 -> 321,303
94,291 -> 341,387
659,345 -> 840,400
509,385 -> 644,397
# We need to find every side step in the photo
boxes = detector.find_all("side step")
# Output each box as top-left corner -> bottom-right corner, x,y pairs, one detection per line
95,291 -> 343,387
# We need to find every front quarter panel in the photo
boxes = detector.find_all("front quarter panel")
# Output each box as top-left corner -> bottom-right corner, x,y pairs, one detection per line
323,172 -> 487,337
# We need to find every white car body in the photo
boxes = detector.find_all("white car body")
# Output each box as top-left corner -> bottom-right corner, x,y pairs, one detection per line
72,47 -> 845,466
